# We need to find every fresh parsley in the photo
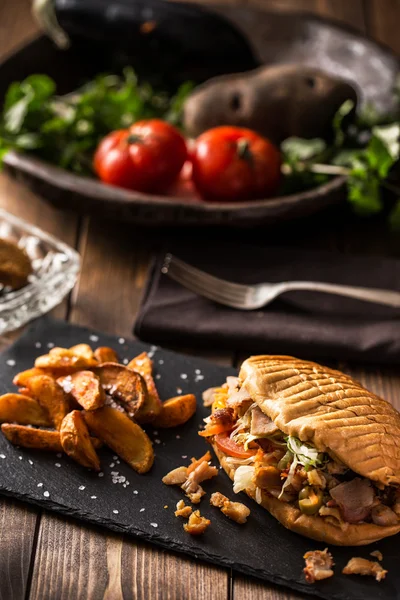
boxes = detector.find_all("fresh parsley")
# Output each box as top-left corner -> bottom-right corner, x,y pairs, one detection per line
0,69 -> 194,176
281,100 -> 400,228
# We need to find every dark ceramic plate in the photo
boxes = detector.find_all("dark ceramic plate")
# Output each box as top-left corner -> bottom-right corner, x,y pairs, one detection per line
1,6 -> 399,227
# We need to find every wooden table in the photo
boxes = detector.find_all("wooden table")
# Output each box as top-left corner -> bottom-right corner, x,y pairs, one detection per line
1,1 -> 400,598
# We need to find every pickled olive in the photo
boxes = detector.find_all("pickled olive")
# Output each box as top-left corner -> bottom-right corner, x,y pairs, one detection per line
298,486 -> 323,515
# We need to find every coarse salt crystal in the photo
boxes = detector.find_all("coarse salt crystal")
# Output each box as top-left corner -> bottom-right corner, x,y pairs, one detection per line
28,459 -> 33,465
158,359 -> 164,365
35,342 -> 42,348
176,435 -> 180,440
113,509 -> 119,514
55,463 -> 61,468
89,335 -> 99,342
140,508 -> 145,512
133,490 -> 138,495
98,472 -> 104,477
37,483 -> 43,487
154,439 -> 161,444
195,369 -> 201,375
18,456 -> 22,460
180,374 -> 187,380
150,523 -> 158,528
155,374 -> 161,380
6,359 -> 16,366
110,463 -> 115,468
0,454 -> 5,459
176,388 -> 182,394
123,358 -> 129,365
182,455 -> 188,459
43,491 -> 50,497
47,342 -> 54,348
79,485 -> 85,490
118,338 -> 125,344
91,496 -> 97,499
113,456 -> 118,460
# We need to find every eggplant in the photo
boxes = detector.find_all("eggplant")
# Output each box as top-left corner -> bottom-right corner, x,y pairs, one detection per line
33,0 -> 259,87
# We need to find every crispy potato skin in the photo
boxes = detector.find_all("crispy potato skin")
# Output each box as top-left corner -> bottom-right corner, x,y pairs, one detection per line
13,368 -> 47,387
57,371 -> 105,411
27,375 -> 70,430
83,406 -> 154,473
1,424 -> 63,451
0,393 -> 52,427
127,353 -> 162,423
60,411 -> 100,471
95,363 -> 147,416
69,344 -> 95,361
35,348 -> 97,374
152,394 -> 197,428
94,347 -> 119,363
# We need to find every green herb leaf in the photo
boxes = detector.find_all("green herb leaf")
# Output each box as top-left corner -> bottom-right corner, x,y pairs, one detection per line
333,99 -> 355,146
281,137 -> 326,163
347,172 -> 383,215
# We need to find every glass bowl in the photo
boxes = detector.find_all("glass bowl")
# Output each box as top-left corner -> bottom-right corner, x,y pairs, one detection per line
0,208 -> 80,334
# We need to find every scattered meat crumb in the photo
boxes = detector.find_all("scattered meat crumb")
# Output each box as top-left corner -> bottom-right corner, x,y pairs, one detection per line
210,492 -> 250,524
303,549 -> 334,583
162,466 -> 188,486
162,453 -> 218,503
342,557 -> 387,582
183,510 -> 210,535
175,500 -> 193,518
370,550 -> 383,561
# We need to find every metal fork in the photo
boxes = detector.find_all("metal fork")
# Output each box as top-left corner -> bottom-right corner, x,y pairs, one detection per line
162,254 -> 400,310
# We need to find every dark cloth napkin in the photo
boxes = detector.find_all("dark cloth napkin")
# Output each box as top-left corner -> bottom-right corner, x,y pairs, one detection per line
134,243 -> 400,363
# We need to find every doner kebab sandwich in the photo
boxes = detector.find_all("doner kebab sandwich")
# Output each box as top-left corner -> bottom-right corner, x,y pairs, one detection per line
200,356 -> 400,545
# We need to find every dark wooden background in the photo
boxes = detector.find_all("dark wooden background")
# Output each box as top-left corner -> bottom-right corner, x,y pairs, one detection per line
0,1 -> 400,599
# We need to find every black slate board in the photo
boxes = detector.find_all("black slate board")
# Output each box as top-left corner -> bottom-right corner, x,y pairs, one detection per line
0,318 -> 399,600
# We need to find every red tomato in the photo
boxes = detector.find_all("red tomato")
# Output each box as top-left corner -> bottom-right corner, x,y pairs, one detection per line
94,120 -> 187,193
215,432 -> 257,459
191,126 -> 281,202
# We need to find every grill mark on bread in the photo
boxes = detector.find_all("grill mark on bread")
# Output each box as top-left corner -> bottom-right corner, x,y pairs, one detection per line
240,355 -> 400,485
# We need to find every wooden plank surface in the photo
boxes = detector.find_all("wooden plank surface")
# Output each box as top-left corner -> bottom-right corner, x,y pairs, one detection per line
0,0 -> 399,599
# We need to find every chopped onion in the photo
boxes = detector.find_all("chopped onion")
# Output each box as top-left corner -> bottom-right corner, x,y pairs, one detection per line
233,465 -> 255,494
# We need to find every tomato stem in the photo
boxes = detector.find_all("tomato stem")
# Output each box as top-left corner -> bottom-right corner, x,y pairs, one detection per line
127,134 -> 143,144
237,139 -> 253,163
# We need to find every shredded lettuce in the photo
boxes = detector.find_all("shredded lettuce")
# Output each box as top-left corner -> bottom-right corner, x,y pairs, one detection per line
286,436 -> 324,470
279,437 -> 325,498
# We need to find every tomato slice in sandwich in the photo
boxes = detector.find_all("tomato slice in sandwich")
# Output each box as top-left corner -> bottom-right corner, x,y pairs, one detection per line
215,432 -> 257,459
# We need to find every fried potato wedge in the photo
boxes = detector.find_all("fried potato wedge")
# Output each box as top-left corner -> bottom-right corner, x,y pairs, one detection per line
152,394 -> 197,428
1,424 -> 63,452
69,344 -> 94,361
0,393 -> 52,426
60,411 -> 100,471
95,363 -> 147,416
13,367 -> 47,387
128,352 -> 162,424
83,406 -> 154,473
35,347 -> 97,373
27,375 -> 70,430
57,371 -> 105,411
94,346 -> 119,364
17,387 -> 32,396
